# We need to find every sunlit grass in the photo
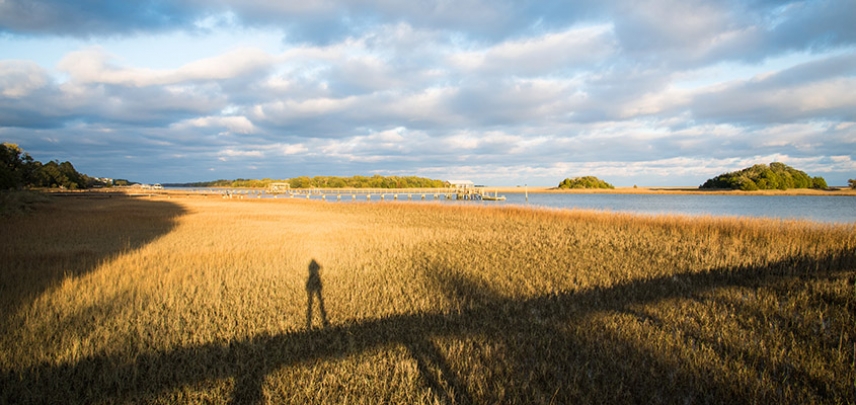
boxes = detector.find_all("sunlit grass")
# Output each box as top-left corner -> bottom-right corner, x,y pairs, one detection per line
1,193 -> 854,404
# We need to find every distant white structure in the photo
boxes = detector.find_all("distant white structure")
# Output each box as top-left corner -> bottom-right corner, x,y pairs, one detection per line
268,182 -> 291,193
447,180 -> 474,189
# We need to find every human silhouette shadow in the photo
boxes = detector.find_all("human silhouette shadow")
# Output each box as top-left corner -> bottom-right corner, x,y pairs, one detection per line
2,248 -> 854,404
0,193 -> 185,324
306,259 -> 330,330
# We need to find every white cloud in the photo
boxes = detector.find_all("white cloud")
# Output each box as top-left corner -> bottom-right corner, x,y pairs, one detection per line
281,143 -> 309,155
691,74 -> 856,124
0,60 -> 49,98
219,148 -> 263,157
173,115 -> 256,134
57,47 -> 276,87
449,24 -> 617,75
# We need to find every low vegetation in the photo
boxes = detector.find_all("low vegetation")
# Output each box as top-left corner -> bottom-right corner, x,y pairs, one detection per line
1,193 -> 854,404
557,176 -> 615,189
700,162 -> 827,191
0,190 -> 51,217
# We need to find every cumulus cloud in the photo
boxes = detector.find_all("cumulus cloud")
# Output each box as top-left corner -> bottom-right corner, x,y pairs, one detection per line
1,0 -> 855,185
449,24 -> 617,76
0,60 -> 50,97
57,47 -> 275,87
690,54 -> 856,124
173,115 -> 256,134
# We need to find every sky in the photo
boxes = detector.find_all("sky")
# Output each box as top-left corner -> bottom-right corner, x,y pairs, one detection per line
1,0 -> 854,186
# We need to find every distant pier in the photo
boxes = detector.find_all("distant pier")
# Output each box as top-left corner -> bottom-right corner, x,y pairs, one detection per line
270,187 -> 499,201
217,186 -> 504,201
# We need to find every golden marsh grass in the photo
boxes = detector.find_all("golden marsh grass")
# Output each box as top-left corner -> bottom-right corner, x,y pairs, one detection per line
1,192 -> 855,404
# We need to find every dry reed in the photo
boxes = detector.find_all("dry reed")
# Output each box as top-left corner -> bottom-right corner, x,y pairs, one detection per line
1,192 -> 854,404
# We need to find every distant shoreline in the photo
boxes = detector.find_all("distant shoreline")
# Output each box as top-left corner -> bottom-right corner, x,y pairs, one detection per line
487,186 -> 856,196
143,185 -> 856,197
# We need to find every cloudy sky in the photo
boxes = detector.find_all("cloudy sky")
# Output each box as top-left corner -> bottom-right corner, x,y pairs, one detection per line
1,0 -> 854,186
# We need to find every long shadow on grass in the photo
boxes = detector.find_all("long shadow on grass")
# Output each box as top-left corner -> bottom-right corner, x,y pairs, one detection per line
0,193 -> 186,322
2,249 -> 854,404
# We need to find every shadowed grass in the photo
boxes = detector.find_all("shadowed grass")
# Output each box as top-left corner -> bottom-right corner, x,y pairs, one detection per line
1,194 -> 854,404
0,193 -> 185,322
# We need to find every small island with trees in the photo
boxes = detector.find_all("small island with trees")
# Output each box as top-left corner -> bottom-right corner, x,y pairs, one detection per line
699,162 -> 828,191
557,176 -> 615,189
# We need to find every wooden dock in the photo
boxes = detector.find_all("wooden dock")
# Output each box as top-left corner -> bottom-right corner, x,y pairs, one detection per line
243,186 -> 506,201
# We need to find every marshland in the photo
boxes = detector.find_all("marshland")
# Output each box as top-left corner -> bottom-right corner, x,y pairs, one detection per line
1,191 -> 854,404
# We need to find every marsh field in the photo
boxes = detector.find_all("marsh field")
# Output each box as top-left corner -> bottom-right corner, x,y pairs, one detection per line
1,192 -> 855,404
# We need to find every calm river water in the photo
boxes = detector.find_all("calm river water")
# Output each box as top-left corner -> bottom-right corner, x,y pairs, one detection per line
493,193 -> 855,224
172,188 -> 856,224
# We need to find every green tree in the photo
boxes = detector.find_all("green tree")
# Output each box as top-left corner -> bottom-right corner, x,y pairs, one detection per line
810,176 -> 827,190
558,176 -> 614,189
288,176 -> 312,188
849,179 -> 856,189
700,163 -> 827,191
1,143 -> 35,190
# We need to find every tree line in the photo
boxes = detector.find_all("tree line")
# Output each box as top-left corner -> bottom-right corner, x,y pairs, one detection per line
168,175 -> 448,189
1,143 -> 104,191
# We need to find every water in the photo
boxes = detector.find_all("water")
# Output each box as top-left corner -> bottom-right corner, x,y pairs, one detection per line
169,188 -> 856,224
495,193 -> 856,224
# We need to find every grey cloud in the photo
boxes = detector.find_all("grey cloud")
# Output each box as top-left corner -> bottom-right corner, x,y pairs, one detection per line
89,85 -> 228,126
4,0 -> 852,68
0,79 -> 227,129
565,68 -> 674,123
690,54 -> 856,125
609,0 -> 856,68
756,52 -> 856,88
0,0 -> 598,45
765,0 -> 856,53
0,0 -> 195,36
324,58 -> 404,97
448,80 -> 576,127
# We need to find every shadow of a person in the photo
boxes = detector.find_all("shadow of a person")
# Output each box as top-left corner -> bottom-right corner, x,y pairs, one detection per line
306,259 -> 329,329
